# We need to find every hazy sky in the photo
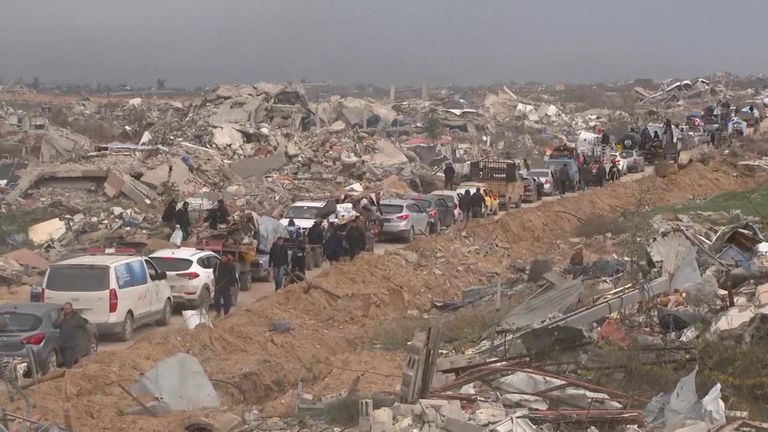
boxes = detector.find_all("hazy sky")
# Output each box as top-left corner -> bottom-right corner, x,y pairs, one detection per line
1,0 -> 766,87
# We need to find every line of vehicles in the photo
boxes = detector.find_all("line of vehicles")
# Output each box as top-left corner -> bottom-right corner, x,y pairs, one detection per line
0,155 -> 633,382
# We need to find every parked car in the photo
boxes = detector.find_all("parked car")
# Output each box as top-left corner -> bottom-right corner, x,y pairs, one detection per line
42,254 -> 172,341
404,193 -> 454,233
615,149 -> 646,173
521,176 -> 539,203
456,183 -> 499,216
429,190 -> 462,223
148,248 -> 220,310
378,199 -> 430,242
0,303 -> 97,380
526,169 -> 557,196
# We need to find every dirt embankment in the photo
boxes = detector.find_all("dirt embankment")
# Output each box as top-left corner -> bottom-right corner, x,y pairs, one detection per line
27,161 -> 763,431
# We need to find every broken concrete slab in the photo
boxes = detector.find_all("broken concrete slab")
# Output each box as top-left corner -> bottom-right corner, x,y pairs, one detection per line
104,170 -> 158,206
28,218 -> 67,245
140,159 -> 199,195
363,139 -> 409,167
212,125 -> 245,151
6,166 -> 108,201
129,353 -> 220,413
443,417 -> 485,432
472,402 -> 506,426
229,147 -> 287,181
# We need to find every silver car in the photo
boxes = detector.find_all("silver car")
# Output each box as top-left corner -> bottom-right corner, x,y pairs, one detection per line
526,169 -> 556,196
379,199 -> 430,242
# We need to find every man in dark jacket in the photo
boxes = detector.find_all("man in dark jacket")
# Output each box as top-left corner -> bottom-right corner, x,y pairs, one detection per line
307,220 -> 325,245
213,254 -> 238,316
557,165 -> 571,196
324,227 -> 343,264
470,188 -> 485,218
204,199 -> 230,230
579,163 -> 591,192
459,190 -> 471,221
269,237 -> 289,290
595,163 -> 607,187
54,302 -> 88,368
443,163 -> 456,189
175,201 -> 191,240
600,131 -> 610,147
161,199 -> 177,231
346,218 -> 366,261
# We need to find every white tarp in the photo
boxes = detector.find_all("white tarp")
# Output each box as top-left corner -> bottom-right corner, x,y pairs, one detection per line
494,371 -> 621,410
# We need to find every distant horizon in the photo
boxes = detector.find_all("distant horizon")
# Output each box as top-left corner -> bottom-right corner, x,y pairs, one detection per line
2,1 -> 767,89
2,72 -> 763,92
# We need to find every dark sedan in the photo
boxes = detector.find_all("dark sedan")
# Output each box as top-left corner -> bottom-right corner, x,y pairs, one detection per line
0,303 -> 97,381
403,194 -> 454,233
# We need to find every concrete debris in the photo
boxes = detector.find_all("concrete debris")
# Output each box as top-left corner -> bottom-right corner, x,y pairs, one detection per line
644,367 -> 725,432
2,76 -> 767,432
27,218 -> 67,245
104,170 -> 159,205
128,353 -> 220,414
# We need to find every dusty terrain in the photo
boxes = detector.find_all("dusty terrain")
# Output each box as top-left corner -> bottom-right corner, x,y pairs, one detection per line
21,159 -> 765,431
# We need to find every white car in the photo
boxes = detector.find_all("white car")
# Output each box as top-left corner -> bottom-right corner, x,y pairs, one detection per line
42,255 -> 172,341
149,248 -> 219,310
613,150 -> 646,174
280,200 -> 337,230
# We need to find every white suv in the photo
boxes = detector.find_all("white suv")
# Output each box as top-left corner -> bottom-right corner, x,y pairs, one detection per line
148,248 -> 219,310
42,255 -> 173,341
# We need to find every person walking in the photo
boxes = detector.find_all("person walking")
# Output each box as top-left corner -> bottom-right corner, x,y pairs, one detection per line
53,302 -> 88,369
269,237 -> 289,290
579,162 -> 591,192
324,227 -> 343,264
595,163 -> 607,187
470,188 -> 485,218
443,162 -> 456,189
213,254 -> 237,317
161,199 -> 177,232
557,164 -> 570,196
459,190 -> 472,221
175,201 -> 191,240
346,217 -> 365,261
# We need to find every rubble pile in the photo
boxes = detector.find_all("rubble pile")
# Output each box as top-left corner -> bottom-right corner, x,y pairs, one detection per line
19,158 -> 767,431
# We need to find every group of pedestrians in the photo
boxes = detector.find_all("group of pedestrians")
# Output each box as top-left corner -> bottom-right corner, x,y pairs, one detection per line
457,188 -> 489,221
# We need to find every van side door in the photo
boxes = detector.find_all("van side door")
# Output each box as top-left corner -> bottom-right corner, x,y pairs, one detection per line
113,260 -> 150,322
144,258 -> 169,314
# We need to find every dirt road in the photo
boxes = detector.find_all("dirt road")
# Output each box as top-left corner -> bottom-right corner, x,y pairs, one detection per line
99,167 -> 652,351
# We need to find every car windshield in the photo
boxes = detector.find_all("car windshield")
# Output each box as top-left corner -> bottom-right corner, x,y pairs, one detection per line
527,170 -> 549,178
284,206 -> 320,219
0,313 -> 42,333
380,204 -> 404,215
46,265 -> 109,292
411,199 -> 432,209
431,193 -> 455,203
620,150 -> 634,158
149,257 -> 193,272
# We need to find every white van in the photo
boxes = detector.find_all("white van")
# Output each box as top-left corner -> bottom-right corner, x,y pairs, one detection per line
42,255 -> 173,341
